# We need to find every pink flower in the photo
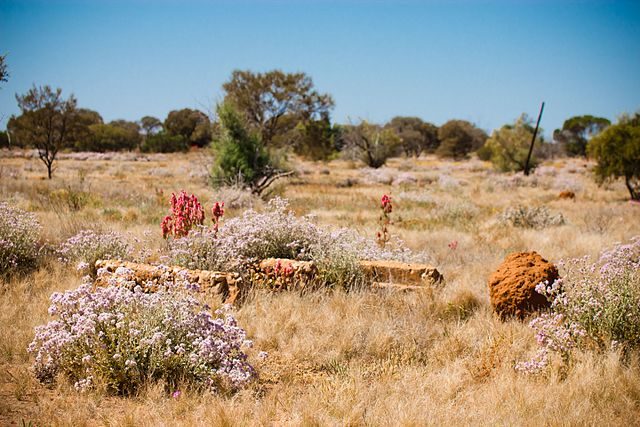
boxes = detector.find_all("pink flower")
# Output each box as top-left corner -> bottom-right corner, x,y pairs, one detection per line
448,240 -> 458,250
172,390 -> 182,399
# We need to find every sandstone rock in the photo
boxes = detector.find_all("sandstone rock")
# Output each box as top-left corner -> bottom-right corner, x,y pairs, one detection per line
94,260 -> 243,304
488,251 -> 558,320
558,190 -> 575,200
359,260 -> 443,286
251,258 -> 318,291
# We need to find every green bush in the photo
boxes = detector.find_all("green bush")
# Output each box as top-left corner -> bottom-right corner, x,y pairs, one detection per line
483,115 -> 543,172
141,131 -> 189,153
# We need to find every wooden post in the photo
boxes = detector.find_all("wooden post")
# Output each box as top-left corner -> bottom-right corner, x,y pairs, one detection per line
524,101 -> 545,176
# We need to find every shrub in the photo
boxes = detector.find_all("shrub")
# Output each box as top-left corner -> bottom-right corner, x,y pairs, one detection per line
29,276 -> 255,395
343,121 -> 401,168
482,115 -> 543,172
587,113 -> 640,200
0,202 -> 41,275
436,120 -> 487,159
168,197 -> 418,288
160,191 -> 205,239
140,131 -> 189,153
500,206 -> 565,229
58,230 -> 132,275
516,237 -> 640,374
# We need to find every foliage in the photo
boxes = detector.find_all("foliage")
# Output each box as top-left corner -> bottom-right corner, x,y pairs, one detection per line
29,276 -> 255,395
0,202 -> 41,276
211,102 -> 287,195
517,237 -> 640,374
139,116 -> 163,136
587,113 -> 640,200
58,230 -> 132,275
386,116 -> 439,157
344,121 -> 401,168
141,131 -> 188,153
78,121 -> 140,152
222,69 -> 334,148
10,85 -> 78,178
164,108 -> 211,148
436,120 -> 487,159
161,191 -> 205,239
0,131 -> 9,149
553,115 -> 610,157
168,198 -> 417,288
68,108 -> 103,150
482,114 -> 544,172
292,115 -> 338,161
500,205 -> 565,229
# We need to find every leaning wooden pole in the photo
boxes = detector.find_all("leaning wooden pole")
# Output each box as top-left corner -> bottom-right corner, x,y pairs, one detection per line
524,101 -> 545,176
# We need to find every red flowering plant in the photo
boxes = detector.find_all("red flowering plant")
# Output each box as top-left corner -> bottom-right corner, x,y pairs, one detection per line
211,201 -> 225,237
376,194 -> 393,248
161,191 -> 205,239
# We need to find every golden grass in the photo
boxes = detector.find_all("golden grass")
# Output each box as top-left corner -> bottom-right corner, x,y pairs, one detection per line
1,151 -> 639,425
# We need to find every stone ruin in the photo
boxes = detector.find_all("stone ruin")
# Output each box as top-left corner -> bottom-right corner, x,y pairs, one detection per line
95,258 -> 444,304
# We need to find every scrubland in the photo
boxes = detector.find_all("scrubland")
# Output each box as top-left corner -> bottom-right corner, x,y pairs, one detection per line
1,150 -> 639,426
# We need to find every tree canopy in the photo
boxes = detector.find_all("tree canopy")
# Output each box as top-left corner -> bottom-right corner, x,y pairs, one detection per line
436,120 -> 487,159
553,115 -> 610,157
344,121 -> 401,168
386,116 -> 439,157
482,114 -> 544,172
10,85 -> 78,178
222,70 -> 334,148
588,113 -> 640,200
164,108 -> 211,147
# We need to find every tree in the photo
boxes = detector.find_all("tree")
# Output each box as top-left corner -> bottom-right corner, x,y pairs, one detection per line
139,116 -> 163,136
11,85 -> 77,178
291,113 -> 338,161
140,131 -> 188,153
222,70 -> 334,148
211,102 -> 290,195
386,116 -> 439,157
69,108 -> 103,150
344,121 -> 401,168
164,109 -> 211,147
588,113 -> 640,200
482,114 -> 545,172
436,120 -> 487,159
553,115 -> 610,157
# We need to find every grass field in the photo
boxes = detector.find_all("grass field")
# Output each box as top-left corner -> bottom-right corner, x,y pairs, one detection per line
1,150 -> 639,426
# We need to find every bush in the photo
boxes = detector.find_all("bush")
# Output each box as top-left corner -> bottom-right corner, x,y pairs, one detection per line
436,120 -> 487,159
500,205 -> 565,229
168,198 -> 417,288
0,202 -> 41,275
343,121 -> 401,168
29,276 -> 255,395
140,131 -> 189,153
211,102 -> 285,195
587,113 -> 640,200
517,237 -> 640,374
58,230 -> 132,275
482,115 -> 543,172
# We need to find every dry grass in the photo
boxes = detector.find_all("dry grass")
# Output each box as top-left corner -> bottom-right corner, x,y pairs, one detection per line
1,150 -> 639,425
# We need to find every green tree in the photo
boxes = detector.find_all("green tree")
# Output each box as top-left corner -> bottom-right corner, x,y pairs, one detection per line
436,120 -> 487,159
211,102 -> 290,195
141,131 -> 188,153
164,108 -> 211,147
291,113 -> 338,161
79,121 -> 140,152
222,70 -> 334,148
139,115 -> 163,136
482,114 -> 545,172
344,121 -> 401,168
69,108 -> 103,150
10,85 -> 77,178
553,115 -> 610,157
387,116 -> 439,157
588,113 -> 640,200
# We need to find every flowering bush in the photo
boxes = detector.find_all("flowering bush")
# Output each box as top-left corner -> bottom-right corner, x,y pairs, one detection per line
500,205 -> 565,229
161,191 -> 205,239
516,237 -> 640,374
29,278 -> 255,395
58,230 -> 132,275
0,202 -> 41,275
211,201 -> 224,236
168,197 -> 419,288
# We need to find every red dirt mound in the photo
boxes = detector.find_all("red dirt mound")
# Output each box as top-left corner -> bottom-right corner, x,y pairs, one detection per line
488,251 -> 558,320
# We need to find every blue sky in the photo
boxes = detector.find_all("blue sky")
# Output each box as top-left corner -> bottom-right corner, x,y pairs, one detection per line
1,0 -> 639,136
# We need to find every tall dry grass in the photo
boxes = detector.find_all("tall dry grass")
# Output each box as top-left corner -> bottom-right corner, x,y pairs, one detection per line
1,151 -> 639,425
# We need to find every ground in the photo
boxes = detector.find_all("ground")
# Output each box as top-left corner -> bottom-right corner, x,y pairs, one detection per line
1,150 -> 639,426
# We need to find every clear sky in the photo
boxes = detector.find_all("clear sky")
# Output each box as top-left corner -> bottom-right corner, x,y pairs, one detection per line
1,0 -> 639,136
